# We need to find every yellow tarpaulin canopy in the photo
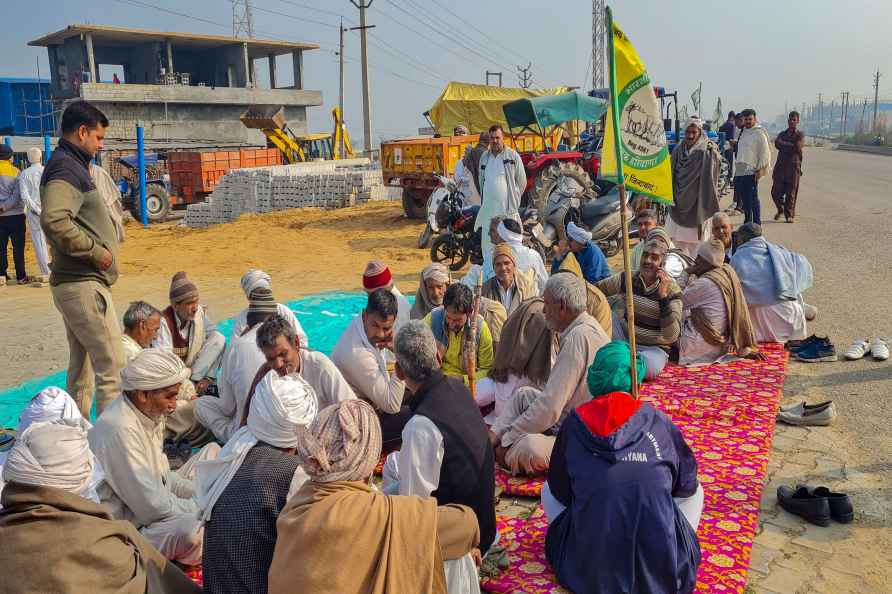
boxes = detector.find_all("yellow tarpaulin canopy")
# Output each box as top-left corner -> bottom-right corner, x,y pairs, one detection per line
428,81 -> 569,136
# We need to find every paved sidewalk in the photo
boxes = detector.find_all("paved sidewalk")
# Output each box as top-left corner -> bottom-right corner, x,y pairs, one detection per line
746,420 -> 890,593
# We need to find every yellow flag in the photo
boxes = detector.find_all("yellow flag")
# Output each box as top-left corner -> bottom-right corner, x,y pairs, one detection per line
601,13 -> 674,205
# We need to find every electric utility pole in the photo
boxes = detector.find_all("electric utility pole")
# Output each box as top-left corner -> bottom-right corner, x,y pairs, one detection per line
485,71 -> 503,87
840,91 -> 850,137
349,0 -> 375,154
337,18 -> 346,158
517,63 -> 533,89
873,70 -> 881,134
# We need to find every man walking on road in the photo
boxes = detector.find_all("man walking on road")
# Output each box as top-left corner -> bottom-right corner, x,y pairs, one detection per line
17,147 -> 51,284
41,100 -> 124,417
477,125 -> 526,264
771,111 -> 805,223
733,109 -> 771,225
0,143 -> 27,286
718,111 -> 737,186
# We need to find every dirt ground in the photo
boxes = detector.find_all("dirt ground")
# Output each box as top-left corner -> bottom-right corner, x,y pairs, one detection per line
1,200 -> 432,388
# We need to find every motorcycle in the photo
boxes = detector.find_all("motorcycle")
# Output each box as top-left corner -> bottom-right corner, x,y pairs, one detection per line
426,176 -> 549,271
538,175 -> 629,258
428,176 -> 483,271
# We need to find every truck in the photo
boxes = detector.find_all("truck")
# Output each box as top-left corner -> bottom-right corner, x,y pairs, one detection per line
382,91 -> 610,219
381,132 -> 548,218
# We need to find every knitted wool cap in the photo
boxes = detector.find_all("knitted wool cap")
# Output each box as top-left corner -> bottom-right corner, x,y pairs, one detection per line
362,260 -> 393,291
248,287 -> 278,316
169,271 -> 199,304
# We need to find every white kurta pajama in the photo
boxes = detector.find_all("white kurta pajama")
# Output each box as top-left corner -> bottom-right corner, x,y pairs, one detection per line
16,163 -> 51,276
666,217 -> 712,259
89,395 -> 220,565
195,326 -> 265,443
330,315 -> 405,414
381,416 -> 482,594
476,148 -> 526,265
491,313 -> 609,475
749,299 -> 807,343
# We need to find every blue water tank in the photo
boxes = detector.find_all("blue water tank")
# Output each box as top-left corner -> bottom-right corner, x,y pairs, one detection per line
0,78 -> 55,136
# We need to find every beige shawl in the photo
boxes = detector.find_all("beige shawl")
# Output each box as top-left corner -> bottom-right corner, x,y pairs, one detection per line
269,481 -> 450,594
692,264 -> 759,358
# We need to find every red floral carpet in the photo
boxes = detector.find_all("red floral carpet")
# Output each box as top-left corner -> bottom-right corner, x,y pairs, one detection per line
483,344 -> 788,594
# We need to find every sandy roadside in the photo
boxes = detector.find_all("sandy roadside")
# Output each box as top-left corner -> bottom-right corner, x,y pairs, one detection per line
0,200 -> 432,389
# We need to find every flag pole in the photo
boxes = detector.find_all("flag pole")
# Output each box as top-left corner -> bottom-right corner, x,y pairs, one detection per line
606,5 -> 640,398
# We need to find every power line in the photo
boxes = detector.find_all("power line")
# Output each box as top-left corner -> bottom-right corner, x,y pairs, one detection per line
403,0 -> 516,70
381,0 -> 514,73
427,0 -> 533,67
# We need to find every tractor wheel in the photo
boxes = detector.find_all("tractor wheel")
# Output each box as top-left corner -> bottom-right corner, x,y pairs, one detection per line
130,184 -> 172,223
526,161 -> 593,214
402,187 -> 430,219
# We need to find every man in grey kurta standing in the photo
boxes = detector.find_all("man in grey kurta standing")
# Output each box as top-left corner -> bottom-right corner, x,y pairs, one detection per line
41,101 -> 124,417
476,125 -> 527,264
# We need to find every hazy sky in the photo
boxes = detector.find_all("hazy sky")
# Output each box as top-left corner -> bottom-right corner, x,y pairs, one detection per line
6,0 -> 891,144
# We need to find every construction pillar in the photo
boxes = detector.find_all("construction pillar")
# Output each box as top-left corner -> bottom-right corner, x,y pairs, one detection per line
166,40 -> 174,74
85,33 -> 97,83
292,50 -> 303,89
268,53 -> 277,89
242,42 -> 251,87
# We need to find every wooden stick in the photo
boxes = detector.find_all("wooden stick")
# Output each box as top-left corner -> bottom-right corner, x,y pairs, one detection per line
617,184 -> 640,398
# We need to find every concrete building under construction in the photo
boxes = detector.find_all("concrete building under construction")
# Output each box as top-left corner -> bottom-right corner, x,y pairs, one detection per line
28,24 -> 323,147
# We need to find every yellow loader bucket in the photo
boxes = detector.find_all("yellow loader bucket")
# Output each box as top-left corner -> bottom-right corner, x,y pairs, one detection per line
240,105 -> 287,130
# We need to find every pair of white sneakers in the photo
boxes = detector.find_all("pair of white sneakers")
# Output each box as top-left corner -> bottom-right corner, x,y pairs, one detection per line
844,338 -> 889,361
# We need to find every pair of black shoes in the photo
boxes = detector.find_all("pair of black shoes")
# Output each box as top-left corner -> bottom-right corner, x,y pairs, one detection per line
777,485 -> 854,526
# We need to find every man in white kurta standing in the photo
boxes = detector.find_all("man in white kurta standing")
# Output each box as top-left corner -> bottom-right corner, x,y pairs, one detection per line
16,148 -> 51,285
477,125 -> 526,263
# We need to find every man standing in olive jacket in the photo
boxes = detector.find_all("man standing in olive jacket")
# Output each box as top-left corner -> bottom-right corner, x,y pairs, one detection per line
41,101 -> 124,417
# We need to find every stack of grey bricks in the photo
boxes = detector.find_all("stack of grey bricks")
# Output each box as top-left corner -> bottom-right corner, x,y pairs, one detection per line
183,159 -> 390,228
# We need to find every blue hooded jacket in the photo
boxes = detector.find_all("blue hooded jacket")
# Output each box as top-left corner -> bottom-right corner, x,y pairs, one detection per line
545,394 -> 701,594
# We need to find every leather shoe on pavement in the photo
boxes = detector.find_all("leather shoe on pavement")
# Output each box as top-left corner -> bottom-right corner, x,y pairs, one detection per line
777,485 -> 831,526
777,402 -> 837,426
810,486 -> 854,523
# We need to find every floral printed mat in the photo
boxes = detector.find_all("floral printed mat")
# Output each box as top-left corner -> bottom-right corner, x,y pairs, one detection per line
482,344 -> 788,594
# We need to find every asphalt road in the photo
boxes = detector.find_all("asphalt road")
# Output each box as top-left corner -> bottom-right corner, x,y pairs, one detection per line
755,145 -> 892,521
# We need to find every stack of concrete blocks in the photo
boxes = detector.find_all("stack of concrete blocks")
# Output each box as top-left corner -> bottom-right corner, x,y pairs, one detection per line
183,158 -> 389,228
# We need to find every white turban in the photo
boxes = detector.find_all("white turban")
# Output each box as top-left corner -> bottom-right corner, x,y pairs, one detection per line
2,419 -> 103,502
18,387 -> 87,434
26,147 -> 42,165
194,370 -> 317,522
497,220 -> 523,244
241,269 -> 272,299
566,221 -> 593,244
121,348 -> 191,392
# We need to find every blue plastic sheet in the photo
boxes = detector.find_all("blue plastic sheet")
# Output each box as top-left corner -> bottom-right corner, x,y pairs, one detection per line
0,291 -> 375,429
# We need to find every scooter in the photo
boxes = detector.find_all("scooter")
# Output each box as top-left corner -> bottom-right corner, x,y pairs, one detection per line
539,175 -> 628,257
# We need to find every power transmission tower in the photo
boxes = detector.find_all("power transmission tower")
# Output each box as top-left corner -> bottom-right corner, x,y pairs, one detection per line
592,0 -> 606,90
817,93 -> 823,130
349,0 -> 376,154
231,0 -> 255,38
517,63 -> 533,89
485,71 -> 503,87
872,70 -> 881,134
